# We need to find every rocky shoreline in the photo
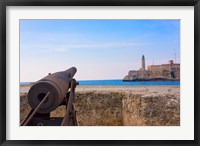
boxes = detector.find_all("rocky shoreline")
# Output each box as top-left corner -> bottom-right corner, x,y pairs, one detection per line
123,78 -> 180,81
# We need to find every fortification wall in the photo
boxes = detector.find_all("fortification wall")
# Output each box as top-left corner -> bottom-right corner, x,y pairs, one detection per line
122,92 -> 180,126
75,91 -> 180,126
148,65 -> 171,72
20,87 -> 180,126
147,64 -> 180,72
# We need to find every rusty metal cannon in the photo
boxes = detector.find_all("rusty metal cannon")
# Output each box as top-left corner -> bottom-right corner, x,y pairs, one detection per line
21,67 -> 79,126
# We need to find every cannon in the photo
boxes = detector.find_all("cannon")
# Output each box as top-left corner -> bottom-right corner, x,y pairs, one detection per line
21,67 -> 79,126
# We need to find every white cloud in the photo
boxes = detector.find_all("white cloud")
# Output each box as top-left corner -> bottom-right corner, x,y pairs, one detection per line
29,42 -> 149,53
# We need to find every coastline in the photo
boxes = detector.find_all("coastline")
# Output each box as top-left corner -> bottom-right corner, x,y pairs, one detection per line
123,78 -> 180,81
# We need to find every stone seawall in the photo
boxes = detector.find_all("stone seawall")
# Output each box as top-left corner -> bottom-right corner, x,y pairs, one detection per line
74,91 -> 180,126
122,93 -> 180,126
20,86 -> 180,126
75,92 -> 124,126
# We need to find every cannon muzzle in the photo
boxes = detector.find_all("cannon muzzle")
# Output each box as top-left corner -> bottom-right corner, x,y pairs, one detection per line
27,67 -> 77,113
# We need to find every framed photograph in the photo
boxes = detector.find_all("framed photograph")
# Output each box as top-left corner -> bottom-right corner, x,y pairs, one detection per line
0,0 -> 199,145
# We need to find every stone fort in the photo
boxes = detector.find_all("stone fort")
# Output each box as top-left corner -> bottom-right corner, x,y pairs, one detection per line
123,55 -> 180,81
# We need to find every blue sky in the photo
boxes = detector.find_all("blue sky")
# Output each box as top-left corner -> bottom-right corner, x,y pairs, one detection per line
20,20 -> 180,81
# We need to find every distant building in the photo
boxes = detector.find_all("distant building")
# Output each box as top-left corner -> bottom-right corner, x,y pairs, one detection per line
123,55 -> 180,81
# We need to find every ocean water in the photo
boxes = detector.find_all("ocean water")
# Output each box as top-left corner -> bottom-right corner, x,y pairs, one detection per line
78,80 -> 180,86
21,80 -> 180,86
20,82 -> 30,85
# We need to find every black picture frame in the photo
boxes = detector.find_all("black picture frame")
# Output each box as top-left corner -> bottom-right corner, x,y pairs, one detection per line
0,0 -> 199,146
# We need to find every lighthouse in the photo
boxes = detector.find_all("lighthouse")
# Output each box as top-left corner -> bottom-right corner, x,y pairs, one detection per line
142,55 -> 145,71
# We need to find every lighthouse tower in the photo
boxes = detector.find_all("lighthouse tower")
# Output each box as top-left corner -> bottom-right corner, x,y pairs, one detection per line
141,55 -> 145,71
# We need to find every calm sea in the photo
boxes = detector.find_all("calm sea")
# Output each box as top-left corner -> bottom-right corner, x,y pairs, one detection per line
20,80 -> 180,86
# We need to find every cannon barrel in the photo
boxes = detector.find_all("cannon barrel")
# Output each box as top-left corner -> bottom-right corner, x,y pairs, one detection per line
27,67 -> 77,113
